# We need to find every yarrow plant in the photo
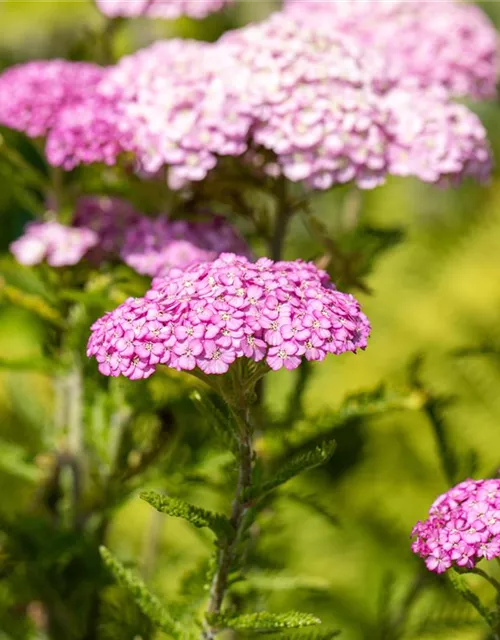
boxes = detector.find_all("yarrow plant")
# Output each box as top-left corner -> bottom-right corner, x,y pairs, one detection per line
0,1 -> 499,639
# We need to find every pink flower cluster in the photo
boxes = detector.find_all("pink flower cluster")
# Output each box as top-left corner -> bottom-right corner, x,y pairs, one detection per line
11,197 -> 249,275
10,221 -> 98,267
219,14 -> 391,190
95,0 -> 233,20
0,60 -> 105,138
384,87 -> 492,185
412,479 -> 500,573
0,9 -> 494,190
285,0 -> 499,100
97,38 -> 252,189
121,215 -> 250,277
87,254 -> 370,379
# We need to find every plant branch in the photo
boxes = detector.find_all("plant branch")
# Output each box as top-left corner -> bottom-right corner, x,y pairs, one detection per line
202,408 -> 254,639
269,177 -> 290,261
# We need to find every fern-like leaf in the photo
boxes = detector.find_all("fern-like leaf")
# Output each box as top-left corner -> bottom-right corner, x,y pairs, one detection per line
140,491 -> 233,539
247,441 -> 336,501
214,611 -> 321,632
99,547 -> 180,637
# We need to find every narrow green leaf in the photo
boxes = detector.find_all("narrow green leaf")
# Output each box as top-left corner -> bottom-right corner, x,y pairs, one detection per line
99,547 -> 180,637
140,491 -> 233,539
0,279 -> 64,327
0,357 -> 53,372
218,611 -> 321,632
247,441 -> 336,501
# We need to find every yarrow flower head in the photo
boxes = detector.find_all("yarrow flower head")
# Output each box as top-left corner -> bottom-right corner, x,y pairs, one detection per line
219,13 -> 392,190
10,221 -> 98,267
87,254 -> 370,380
95,0 -> 233,20
412,479 -> 500,574
285,0 -> 499,100
96,38 -> 251,188
0,60 -> 105,138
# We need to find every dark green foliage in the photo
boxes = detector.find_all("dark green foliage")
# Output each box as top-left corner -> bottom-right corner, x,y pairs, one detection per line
140,491 -> 234,539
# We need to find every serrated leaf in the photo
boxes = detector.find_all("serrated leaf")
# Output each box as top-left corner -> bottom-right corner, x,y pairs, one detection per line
265,630 -> 340,640
140,491 -> 233,539
99,547 -> 180,637
447,569 -> 494,626
216,611 -> 321,632
247,441 -> 336,500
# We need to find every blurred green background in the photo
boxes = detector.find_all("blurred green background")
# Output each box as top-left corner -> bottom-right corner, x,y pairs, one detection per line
1,1 -> 500,639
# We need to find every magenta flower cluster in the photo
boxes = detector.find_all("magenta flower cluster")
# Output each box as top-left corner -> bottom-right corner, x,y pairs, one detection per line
10,221 -> 98,267
11,197 -> 248,275
285,0 -> 499,100
0,60 -> 104,138
412,479 -> 500,573
87,254 -> 370,380
0,8 -> 493,192
95,0 -> 233,20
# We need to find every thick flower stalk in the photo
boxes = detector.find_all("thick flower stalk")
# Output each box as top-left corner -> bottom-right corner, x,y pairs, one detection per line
87,253 -> 370,380
285,0 -> 499,100
95,0 -> 233,20
412,479 -> 500,573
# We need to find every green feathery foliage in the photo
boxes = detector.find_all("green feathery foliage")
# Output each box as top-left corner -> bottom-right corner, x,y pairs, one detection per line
213,611 -> 322,632
247,440 -> 336,500
99,547 -> 181,637
140,490 -> 234,539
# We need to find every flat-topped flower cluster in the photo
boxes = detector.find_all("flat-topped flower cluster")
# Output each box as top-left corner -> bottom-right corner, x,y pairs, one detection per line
11,197 -> 248,275
87,254 -> 370,379
0,5 -> 495,191
285,0 -> 499,100
96,0 -> 233,20
412,479 -> 500,573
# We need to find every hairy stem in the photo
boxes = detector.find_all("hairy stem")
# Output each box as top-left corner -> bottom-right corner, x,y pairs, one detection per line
202,408 -> 253,639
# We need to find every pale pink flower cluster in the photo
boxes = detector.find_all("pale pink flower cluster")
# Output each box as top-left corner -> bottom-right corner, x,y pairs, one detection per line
285,0 -> 499,100
384,87 -> 492,185
87,253 -> 370,379
11,197 -> 249,275
97,39 -> 252,189
10,221 -> 98,267
219,14 -> 391,190
412,479 -> 500,573
95,0 -> 233,20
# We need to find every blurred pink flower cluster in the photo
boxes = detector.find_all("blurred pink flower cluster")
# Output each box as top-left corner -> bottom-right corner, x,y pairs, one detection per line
412,479 -> 500,573
10,197 -> 248,275
0,4 -> 495,190
285,0 -> 499,100
95,0 -> 233,20
87,253 -> 370,379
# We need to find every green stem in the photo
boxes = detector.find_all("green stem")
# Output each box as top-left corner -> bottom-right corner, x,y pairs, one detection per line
202,408 -> 254,639
468,568 -> 500,593
269,177 -> 290,261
